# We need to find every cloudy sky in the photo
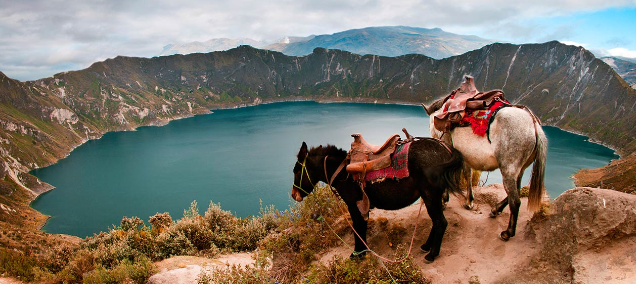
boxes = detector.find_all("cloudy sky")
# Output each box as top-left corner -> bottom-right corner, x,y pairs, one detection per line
1,0 -> 635,81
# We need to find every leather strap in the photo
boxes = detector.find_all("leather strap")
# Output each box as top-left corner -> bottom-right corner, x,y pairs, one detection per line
324,156 -> 348,196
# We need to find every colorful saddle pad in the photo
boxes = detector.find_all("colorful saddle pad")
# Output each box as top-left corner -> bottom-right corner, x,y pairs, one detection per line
364,142 -> 411,182
459,99 -> 509,136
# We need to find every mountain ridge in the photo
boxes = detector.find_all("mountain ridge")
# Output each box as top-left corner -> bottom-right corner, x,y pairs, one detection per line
601,56 -> 636,89
1,41 -> 635,229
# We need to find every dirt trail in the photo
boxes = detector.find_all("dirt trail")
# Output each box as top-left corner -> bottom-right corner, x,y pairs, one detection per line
319,184 -> 538,283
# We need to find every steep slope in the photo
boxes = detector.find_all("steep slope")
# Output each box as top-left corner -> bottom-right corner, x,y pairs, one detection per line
1,41 -> 635,228
602,56 -> 636,89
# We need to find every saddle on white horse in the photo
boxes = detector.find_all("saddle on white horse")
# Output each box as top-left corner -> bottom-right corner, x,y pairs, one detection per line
433,76 -> 506,133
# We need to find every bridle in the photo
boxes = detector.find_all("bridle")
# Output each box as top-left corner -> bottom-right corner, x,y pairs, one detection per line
293,154 -> 313,196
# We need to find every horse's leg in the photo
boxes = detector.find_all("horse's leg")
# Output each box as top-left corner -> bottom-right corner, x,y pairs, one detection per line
420,193 -> 448,262
499,171 -> 521,241
347,204 -> 368,258
463,163 -> 474,209
490,198 -> 508,218
490,174 -> 523,218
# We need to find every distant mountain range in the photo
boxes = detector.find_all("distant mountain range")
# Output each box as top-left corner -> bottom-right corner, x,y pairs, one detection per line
601,57 -> 636,89
160,26 -> 494,59
160,38 -> 269,56
160,26 -> 636,89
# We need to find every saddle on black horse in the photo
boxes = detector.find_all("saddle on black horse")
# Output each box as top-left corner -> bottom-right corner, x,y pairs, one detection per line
344,128 -> 416,218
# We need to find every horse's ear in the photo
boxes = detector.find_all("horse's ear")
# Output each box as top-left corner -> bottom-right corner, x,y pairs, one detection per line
422,103 -> 434,116
298,142 -> 308,160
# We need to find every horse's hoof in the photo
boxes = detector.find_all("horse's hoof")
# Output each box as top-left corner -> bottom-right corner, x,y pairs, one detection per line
420,244 -> 431,252
489,211 -> 499,218
424,253 -> 436,263
499,231 -> 511,241
350,251 -> 367,260
464,203 -> 474,210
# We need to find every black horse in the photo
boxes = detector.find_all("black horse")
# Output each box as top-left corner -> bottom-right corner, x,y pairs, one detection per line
291,138 -> 463,262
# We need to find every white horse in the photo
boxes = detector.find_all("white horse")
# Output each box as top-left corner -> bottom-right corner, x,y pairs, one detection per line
424,76 -> 547,241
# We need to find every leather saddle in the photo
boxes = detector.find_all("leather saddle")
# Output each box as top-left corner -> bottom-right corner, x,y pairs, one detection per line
434,76 -> 505,133
345,131 -> 409,219
346,133 -> 401,175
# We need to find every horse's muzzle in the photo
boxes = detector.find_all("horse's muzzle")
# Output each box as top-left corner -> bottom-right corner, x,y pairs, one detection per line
291,187 -> 303,202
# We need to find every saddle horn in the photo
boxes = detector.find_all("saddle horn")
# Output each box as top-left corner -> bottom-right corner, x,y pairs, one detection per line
459,75 -> 478,94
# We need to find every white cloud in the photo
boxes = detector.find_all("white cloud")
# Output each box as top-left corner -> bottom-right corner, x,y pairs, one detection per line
607,47 -> 636,58
560,41 -> 587,48
1,0 -> 635,81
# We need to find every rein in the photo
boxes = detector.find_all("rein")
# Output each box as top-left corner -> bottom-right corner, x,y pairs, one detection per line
293,154 -> 313,196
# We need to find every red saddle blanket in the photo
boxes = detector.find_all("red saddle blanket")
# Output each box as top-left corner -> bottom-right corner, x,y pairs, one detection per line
363,142 -> 411,182
456,99 -> 509,136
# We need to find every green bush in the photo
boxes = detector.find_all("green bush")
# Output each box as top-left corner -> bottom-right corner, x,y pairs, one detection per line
155,228 -> 196,258
0,248 -> 37,281
83,256 -> 156,284
204,201 -> 236,233
173,217 -> 214,251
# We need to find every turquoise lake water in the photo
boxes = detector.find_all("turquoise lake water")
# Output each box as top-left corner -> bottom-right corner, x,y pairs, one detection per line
31,102 -> 618,237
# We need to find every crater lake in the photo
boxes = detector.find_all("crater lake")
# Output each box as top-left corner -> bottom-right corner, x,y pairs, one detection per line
31,102 -> 618,237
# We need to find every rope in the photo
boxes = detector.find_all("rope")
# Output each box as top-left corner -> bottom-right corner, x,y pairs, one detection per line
480,171 -> 490,187
322,158 -> 426,264
331,196 -> 425,263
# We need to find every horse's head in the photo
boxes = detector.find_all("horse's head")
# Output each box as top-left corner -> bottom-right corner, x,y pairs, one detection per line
291,142 -> 319,202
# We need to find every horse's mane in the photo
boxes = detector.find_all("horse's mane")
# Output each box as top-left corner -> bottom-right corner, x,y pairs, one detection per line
308,144 -> 347,158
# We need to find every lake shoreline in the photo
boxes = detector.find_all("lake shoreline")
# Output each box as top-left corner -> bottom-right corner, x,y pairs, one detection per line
30,100 -> 618,237
27,98 -> 616,225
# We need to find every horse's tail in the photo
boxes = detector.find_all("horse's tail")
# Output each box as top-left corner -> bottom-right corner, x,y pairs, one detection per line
433,146 -> 464,194
528,121 -> 547,212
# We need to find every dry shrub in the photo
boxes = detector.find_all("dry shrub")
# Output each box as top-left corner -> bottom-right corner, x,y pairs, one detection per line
307,252 -> 430,284
198,264 -> 272,284
520,186 -> 530,198
475,191 -> 500,209
387,222 -> 408,248
149,212 -> 172,235
259,185 -> 346,282
83,256 -> 156,284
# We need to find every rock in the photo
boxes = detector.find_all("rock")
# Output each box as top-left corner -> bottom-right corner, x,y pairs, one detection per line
148,253 -> 262,284
525,187 -> 636,282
